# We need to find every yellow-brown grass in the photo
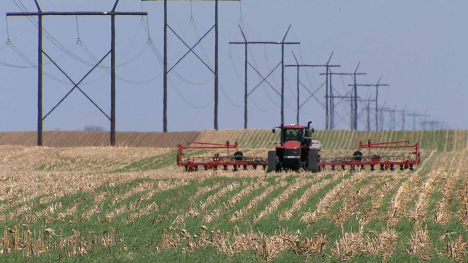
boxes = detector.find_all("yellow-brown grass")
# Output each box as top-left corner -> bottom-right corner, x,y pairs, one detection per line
0,131 -> 201,147
333,227 -> 398,261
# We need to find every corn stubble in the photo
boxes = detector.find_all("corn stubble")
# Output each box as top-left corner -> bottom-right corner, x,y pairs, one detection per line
157,225 -> 326,261
333,227 -> 398,261
0,225 -> 121,258
1,145 -> 468,261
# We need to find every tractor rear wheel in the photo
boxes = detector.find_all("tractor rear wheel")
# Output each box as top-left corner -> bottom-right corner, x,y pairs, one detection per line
267,151 -> 277,173
307,149 -> 319,173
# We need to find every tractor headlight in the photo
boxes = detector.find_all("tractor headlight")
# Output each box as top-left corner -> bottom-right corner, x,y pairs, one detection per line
284,156 -> 300,159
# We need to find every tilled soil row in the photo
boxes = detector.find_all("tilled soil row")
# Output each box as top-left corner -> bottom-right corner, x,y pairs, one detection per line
203,181 -> 268,223
333,175 -> 392,225
278,172 -> 346,221
255,177 -> 313,222
230,181 -> 288,223
301,171 -> 373,224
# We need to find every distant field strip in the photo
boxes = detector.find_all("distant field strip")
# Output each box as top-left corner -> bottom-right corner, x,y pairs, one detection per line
0,130 -> 464,150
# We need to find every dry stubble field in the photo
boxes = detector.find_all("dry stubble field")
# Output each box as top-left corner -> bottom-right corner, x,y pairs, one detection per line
0,130 -> 467,262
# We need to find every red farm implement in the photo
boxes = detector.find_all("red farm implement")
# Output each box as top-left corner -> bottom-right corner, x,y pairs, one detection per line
177,141 -> 268,171
176,124 -> 421,173
319,140 -> 421,172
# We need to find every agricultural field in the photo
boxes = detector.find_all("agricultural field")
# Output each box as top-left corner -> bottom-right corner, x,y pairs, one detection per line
0,131 -> 201,148
0,130 -> 467,262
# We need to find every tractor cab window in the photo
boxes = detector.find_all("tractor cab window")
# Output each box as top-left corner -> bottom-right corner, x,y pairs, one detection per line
284,129 -> 303,142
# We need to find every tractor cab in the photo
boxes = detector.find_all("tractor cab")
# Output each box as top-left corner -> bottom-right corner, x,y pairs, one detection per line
273,122 -> 315,147
282,126 -> 304,144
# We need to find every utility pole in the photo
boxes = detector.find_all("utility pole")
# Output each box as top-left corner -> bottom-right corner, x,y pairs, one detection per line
285,52 -> 338,125
391,108 -> 406,131
352,76 -> 389,131
361,98 -> 377,131
335,95 -> 361,129
407,112 -> 424,131
230,26 -> 299,126
421,120 -> 441,130
352,63 -> 364,131
389,106 -> 407,131
390,106 -> 397,130
366,101 -> 371,131
144,0 -> 240,132
306,53 -> 340,130
379,107 -> 392,130
37,1 -> 43,146
347,98 -> 375,131
420,112 -> 431,130
400,107 -> 407,131
324,53 -> 341,130
163,0 -> 168,132
321,65 -> 366,130
8,0 -> 147,146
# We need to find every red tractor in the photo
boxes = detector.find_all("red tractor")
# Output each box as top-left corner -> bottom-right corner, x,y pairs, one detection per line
267,122 -> 321,173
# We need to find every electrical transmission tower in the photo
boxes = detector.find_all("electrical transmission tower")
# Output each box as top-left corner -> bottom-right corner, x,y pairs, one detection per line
389,106 -> 398,130
400,107 -> 407,131
229,26 -> 299,127
361,98 -> 377,131
345,97 -> 375,131
143,0 -> 240,132
318,53 -> 341,130
419,112 -> 432,130
7,0 -> 147,146
285,52 -> 335,125
351,76 -> 389,131
379,107 -> 392,130
337,95 -> 361,129
407,112 -> 425,131
421,120 -> 442,130
388,106 -> 406,131
321,63 -> 366,130
389,107 -> 406,131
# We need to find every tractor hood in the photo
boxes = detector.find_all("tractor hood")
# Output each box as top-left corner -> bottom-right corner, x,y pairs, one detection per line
284,141 -> 300,149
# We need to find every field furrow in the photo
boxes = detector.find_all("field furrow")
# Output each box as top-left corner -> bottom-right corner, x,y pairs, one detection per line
301,171 -> 372,224
230,181 -> 287,222
123,179 -> 191,223
203,181 -> 266,223
333,175 -> 387,225
386,151 -> 449,226
188,182 -> 224,203
255,177 -> 313,221
409,170 -> 443,225
278,172 -> 344,221
434,152 -> 465,225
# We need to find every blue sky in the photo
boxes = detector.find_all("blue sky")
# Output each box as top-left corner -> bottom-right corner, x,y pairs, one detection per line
0,0 -> 466,132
